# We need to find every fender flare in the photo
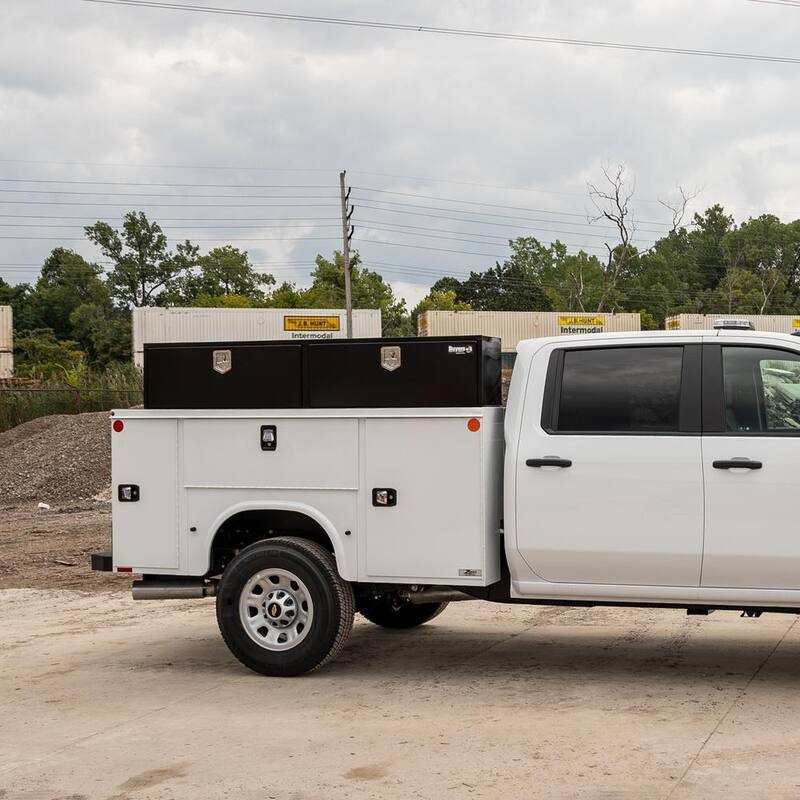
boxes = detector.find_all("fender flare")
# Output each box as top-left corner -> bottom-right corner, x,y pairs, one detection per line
205,500 -> 354,580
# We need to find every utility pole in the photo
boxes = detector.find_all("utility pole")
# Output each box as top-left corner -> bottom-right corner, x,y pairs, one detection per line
339,170 -> 354,338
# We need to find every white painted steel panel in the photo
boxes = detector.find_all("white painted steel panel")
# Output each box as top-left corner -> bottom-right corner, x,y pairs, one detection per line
363,415 -> 499,583
666,313 -> 800,333
112,418 -> 179,570
0,305 -> 11,352
185,488 -> 359,578
0,352 -> 12,379
418,310 -> 640,352
133,307 -> 382,366
182,417 -> 358,489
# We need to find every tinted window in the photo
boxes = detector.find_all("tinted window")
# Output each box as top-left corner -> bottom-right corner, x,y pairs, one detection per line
556,346 -> 683,432
723,346 -> 800,433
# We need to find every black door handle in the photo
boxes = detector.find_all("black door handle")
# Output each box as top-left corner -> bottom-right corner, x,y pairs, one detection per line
526,458 -> 572,468
712,459 -> 762,470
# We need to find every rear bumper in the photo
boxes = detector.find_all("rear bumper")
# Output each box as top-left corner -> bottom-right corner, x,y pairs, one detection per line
91,551 -> 112,572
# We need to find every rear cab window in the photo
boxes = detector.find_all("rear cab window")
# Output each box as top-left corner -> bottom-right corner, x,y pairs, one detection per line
542,344 -> 700,434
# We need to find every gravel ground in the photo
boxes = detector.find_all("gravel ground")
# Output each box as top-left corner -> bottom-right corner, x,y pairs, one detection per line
0,411 -> 111,506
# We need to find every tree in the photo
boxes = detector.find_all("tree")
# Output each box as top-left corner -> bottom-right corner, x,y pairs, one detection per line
30,248 -> 109,340
85,211 -> 199,307
13,328 -> 85,380
166,245 -> 275,305
295,251 -> 411,336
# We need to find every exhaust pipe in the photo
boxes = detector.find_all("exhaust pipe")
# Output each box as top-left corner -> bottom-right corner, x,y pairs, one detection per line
132,580 -> 217,600
398,588 -> 475,604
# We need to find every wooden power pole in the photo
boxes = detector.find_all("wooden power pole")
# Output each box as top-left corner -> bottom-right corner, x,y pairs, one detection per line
339,171 -> 354,338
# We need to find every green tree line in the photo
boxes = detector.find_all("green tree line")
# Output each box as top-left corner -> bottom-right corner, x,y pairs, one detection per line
3,193 -> 800,378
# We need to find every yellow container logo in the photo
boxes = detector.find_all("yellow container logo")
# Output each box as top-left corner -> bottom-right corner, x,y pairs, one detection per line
792,319 -> 800,329
666,318 -> 681,330
558,315 -> 605,327
283,315 -> 341,332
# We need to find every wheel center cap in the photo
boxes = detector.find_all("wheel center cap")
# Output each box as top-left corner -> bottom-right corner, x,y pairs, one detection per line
267,602 -> 282,619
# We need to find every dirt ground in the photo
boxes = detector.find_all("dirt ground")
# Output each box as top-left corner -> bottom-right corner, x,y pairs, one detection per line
0,502 -> 118,591
2,494 -> 800,797
1,586 -> 800,799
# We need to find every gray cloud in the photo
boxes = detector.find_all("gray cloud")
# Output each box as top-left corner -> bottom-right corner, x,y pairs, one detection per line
2,0 -> 799,305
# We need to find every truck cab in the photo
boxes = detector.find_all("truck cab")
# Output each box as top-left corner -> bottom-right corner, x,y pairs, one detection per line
96,329 -> 800,675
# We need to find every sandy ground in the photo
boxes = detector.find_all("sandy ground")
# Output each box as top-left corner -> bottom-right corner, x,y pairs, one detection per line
2,580 -> 800,799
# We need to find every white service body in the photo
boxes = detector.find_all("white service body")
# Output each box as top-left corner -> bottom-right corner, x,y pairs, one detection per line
112,329 -> 800,611
112,407 -> 504,587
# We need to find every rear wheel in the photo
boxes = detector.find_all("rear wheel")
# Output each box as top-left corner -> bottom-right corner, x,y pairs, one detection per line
358,593 -> 448,629
216,537 -> 354,676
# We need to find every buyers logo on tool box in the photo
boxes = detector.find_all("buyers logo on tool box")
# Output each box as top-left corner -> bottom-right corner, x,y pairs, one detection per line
380,345 -> 401,372
448,345 -> 473,355
212,349 -> 232,374
558,315 -> 605,334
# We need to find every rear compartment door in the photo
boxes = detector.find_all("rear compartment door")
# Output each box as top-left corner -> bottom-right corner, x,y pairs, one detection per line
112,418 -> 179,569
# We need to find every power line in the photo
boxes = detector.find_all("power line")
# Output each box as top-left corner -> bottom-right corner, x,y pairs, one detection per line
0,189 -> 338,199
353,189 -> 672,227
0,200 -> 338,208
0,178 -> 335,189
0,157 -> 335,172
77,0 -> 800,65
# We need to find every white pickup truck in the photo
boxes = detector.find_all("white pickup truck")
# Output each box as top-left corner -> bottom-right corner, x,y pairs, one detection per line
94,326 -> 800,676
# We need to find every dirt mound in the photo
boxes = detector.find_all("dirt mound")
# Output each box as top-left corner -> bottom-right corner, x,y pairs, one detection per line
0,412 -> 111,506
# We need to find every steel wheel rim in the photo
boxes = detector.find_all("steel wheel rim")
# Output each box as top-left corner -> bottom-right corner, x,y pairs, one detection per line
239,568 -> 314,651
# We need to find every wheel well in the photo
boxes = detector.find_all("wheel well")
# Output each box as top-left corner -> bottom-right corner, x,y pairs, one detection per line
208,509 -> 334,575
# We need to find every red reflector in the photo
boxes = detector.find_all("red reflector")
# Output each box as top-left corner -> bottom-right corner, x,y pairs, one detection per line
117,567 -> 133,573
467,418 -> 481,432
112,419 -> 124,433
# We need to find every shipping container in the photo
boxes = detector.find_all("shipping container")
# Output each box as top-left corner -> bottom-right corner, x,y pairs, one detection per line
0,352 -> 12,380
418,311 -> 641,366
0,306 -> 12,378
665,314 -> 800,333
132,307 -> 382,368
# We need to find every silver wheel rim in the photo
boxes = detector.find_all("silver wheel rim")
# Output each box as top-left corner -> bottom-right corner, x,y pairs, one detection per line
239,568 -> 314,651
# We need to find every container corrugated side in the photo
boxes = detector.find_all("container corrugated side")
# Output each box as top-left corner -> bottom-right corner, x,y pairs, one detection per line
0,351 -> 12,379
665,313 -> 800,333
0,305 -> 12,352
418,311 -> 641,351
133,307 -> 382,365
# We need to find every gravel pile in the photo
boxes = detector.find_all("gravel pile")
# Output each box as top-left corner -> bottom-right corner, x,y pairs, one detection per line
0,412 -> 111,506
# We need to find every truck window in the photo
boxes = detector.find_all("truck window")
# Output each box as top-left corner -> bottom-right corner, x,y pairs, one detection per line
555,346 -> 684,432
722,346 -> 800,433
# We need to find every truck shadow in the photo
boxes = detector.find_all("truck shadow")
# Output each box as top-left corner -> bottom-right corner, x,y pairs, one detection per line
154,616 -> 800,686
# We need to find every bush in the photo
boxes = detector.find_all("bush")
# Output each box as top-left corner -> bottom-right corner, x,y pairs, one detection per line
0,362 -> 143,432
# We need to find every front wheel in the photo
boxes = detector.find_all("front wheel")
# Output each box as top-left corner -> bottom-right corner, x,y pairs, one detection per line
216,537 -> 354,677
358,593 -> 448,629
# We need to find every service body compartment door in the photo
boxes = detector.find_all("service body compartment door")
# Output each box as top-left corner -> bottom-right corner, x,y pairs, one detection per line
364,416 -> 496,583
112,418 -> 179,569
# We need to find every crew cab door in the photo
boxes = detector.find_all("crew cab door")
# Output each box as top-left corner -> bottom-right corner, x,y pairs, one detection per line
514,341 -> 703,586
701,342 -> 800,589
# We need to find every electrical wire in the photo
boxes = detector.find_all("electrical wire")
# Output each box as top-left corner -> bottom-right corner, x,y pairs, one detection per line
76,0 -> 800,65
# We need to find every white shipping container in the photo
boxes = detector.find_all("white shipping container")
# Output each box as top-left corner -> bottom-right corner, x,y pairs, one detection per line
133,307 -> 382,367
0,352 -> 12,380
418,310 -> 641,353
665,313 -> 800,333
0,305 -> 11,352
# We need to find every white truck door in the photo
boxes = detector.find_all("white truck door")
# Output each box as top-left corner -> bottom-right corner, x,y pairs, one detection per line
514,342 -> 704,587
702,343 -> 800,589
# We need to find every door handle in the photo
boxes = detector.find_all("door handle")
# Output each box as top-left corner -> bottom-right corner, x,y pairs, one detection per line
712,459 -> 762,470
526,458 -> 572,468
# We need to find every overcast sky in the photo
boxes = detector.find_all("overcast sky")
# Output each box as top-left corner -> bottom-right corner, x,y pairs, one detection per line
2,0 -> 800,307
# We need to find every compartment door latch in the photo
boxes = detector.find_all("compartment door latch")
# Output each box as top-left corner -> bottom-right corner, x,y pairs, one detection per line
260,425 -> 277,451
372,488 -> 397,507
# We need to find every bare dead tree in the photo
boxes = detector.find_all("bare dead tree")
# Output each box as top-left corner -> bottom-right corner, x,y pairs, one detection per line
658,186 -> 700,234
587,164 -> 637,312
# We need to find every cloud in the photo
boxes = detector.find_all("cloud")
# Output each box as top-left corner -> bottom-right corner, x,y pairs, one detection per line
2,0 -> 800,301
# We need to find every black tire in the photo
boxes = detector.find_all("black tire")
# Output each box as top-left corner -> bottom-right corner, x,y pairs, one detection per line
357,594 -> 448,629
216,537 -> 354,677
